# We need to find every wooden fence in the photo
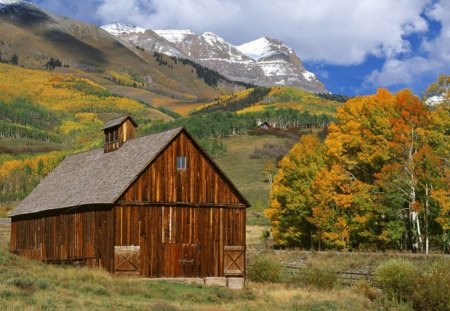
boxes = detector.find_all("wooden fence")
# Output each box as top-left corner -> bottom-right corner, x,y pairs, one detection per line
247,263 -> 375,285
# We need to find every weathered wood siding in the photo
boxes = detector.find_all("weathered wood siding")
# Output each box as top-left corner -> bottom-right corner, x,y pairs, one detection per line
120,132 -> 245,206
116,131 -> 247,277
10,130 -> 247,278
10,207 -> 114,271
104,119 -> 136,153
114,205 -> 245,277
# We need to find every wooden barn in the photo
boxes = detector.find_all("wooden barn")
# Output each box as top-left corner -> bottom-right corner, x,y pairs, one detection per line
10,115 -> 249,282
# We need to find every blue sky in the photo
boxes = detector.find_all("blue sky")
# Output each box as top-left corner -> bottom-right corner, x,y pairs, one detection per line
33,0 -> 449,96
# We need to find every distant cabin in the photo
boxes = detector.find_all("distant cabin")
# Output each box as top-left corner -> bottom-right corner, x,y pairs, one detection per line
258,122 -> 270,130
10,115 -> 249,281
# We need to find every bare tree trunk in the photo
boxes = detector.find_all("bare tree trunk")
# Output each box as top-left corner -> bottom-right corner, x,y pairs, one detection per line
407,128 -> 422,252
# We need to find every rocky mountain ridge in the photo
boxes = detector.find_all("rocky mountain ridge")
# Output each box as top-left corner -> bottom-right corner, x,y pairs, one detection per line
102,23 -> 326,93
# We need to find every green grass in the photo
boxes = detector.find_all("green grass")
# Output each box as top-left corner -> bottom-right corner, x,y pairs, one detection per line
215,134 -> 295,225
0,225 -> 379,310
3,224 -> 446,310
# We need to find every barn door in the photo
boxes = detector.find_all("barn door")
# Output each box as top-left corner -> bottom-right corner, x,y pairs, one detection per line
114,245 -> 140,275
224,246 -> 245,276
181,244 -> 199,277
161,244 -> 199,277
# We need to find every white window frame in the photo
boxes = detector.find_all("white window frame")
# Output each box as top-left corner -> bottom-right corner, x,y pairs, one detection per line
176,156 -> 187,170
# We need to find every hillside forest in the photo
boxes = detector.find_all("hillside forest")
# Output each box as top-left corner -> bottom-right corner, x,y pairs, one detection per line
0,61 -> 448,253
0,63 -> 335,209
267,76 -> 449,253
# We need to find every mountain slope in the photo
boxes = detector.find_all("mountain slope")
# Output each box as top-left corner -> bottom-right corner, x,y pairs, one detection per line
0,2 -> 246,103
102,22 -> 188,59
103,24 -> 326,93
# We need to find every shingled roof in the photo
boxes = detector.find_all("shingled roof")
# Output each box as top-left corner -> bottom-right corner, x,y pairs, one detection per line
11,127 -> 183,217
100,115 -> 138,130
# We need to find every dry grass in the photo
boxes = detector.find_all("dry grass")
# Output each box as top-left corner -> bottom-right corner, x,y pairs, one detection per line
215,134 -> 295,225
0,224 -> 381,310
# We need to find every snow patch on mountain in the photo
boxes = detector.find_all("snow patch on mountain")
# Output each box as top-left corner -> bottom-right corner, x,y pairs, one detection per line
260,61 -> 288,77
154,29 -> 195,43
0,0 -> 36,8
101,22 -> 145,36
201,32 -> 227,46
237,37 -> 291,61
302,71 -> 316,82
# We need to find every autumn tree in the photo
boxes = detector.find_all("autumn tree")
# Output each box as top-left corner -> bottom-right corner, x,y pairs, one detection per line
424,76 -> 450,251
268,85 -> 449,252
266,134 -> 325,248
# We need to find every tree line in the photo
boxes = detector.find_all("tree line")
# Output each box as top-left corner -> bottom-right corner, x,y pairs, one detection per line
142,108 -> 332,157
267,84 -> 449,253
192,87 -> 272,114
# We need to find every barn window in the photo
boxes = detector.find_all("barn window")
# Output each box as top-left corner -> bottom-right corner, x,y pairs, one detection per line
176,156 -> 186,170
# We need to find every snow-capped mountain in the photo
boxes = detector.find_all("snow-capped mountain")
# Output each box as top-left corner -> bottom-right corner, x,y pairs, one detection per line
237,37 -> 291,61
101,23 -> 187,58
104,25 -> 326,92
236,37 -> 320,84
0,0 -> 36,9
101,22 -> 145,36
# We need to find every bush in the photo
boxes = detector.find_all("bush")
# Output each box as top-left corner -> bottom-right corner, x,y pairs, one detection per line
375,259 -> 419,302
411,260 -> 450,311
35,278 -> 50,290
376,258 -> 450,311
292,267 -> 337,290
353,280 -> 380,301
6,277 -> 33,289
247,255 -> 281,283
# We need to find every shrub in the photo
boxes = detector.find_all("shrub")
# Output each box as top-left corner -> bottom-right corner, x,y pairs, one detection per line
35,278 -> 50,290
6,277 -> 34,289
373,258 -> 449,310
375,259 -> 419,303
293,267 -> 337,290
411,260 -> 450,311
247,255 -> 282,283
353,280 -> 380,301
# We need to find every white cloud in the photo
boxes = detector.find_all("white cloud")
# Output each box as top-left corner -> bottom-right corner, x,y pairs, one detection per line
95,0 -> 431,65
365,0 -> 450,89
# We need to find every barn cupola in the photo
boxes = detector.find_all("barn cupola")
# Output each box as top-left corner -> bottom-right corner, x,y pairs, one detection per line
101,115 -> 138,153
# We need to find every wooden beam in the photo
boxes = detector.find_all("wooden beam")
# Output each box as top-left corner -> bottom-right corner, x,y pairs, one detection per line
116,201 -> 247,209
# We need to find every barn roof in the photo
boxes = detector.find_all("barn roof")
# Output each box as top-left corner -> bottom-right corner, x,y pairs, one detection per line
11,127 -> 182,217
11,127 -> 250,217
100,115 -> 138,130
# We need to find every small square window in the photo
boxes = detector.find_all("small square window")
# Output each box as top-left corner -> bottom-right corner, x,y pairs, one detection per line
176,156 -> 186,170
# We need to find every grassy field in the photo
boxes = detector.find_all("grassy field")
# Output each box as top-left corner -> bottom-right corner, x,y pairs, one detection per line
2,222 -> 447,310
0,224 -> 383,311
215,134 -> 295,225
